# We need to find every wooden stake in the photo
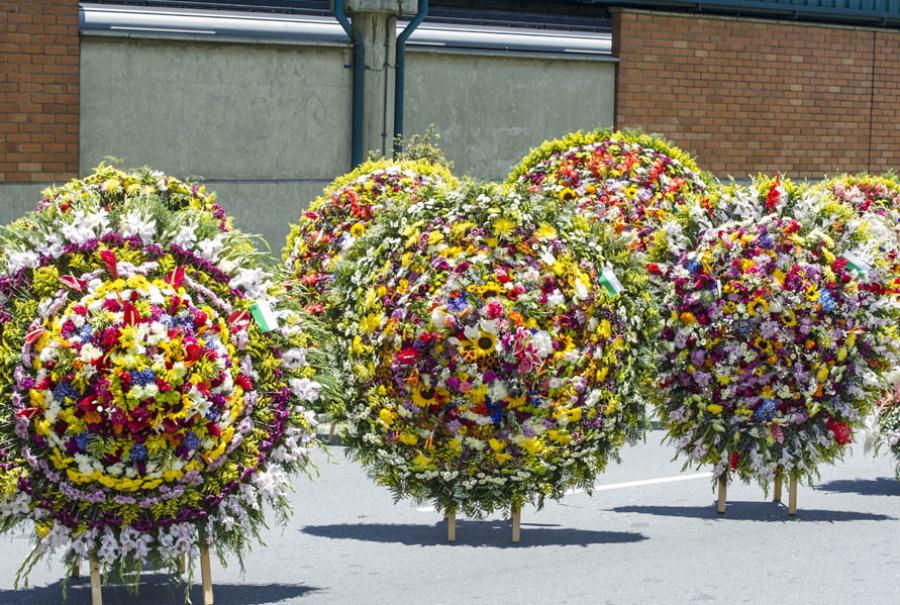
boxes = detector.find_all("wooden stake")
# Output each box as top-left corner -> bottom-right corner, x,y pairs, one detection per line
71,559 -> 80,578
511,506 -> 521,543
788,473 -> 798,516
200,543 -> 214,605
716,475 -> 727,514
327,422 -> 336,444
89,557 -> 102,605
447,508 -> 456,543
773,474 -> 783,503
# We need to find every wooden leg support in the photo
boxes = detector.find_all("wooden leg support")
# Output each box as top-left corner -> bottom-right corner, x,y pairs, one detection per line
511,506 -> 521,543
447,509 -> 456,543
788,474 -> 798,516
773,475 -> 783,503
89,557 -> 102,605
200,544 -> 214,605
716,476 -> 727,514
327,422 -> 336,444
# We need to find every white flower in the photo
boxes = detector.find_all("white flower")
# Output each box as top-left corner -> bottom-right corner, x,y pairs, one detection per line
172,223 -> 198,248
289,378 -> 322,403
197,235 -> 225,262
122,211 -> 157,245
574,276 -> 589,301
229,267 -> 268,298
78,343 -> 104,364
6,249 -> 40,273
61,217 -> 97,245
547,289 -> 565,307
531,330 -> 554,358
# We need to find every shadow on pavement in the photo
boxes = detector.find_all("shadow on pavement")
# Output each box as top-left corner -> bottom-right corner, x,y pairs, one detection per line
610,502 -> 895,522
0,574 -> 320,605
815,477 -> 900,497
301,520 -> 646,547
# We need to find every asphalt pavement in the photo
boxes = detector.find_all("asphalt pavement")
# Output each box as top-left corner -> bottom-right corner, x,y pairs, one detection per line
1,431 -> 897,605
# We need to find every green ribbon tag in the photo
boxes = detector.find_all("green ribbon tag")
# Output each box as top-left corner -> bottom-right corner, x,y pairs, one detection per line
599,267 -> 624,298
843,253 -> 870,278
250,300 -> 278,333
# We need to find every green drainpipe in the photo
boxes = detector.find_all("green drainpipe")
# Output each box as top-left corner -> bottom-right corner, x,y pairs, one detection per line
393,0 -> 428,155
333,0 -> 364,167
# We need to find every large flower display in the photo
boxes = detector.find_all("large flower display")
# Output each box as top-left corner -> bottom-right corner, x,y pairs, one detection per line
283,159 -> 457,314
506,130 -> 712,256
33,162 -> 231,231
819,173 -> 900,226
655,182 -> 900,487
0,180 -> 336,587
330,183 -> 658,515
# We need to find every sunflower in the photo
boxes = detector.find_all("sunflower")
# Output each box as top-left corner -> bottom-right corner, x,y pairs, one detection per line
411,384 -> 443,407
473,331 -> 498,357
558,187 -> 577,202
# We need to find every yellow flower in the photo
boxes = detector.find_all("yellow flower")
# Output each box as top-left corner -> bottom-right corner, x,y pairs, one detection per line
428,231 -> 444,246
706,404 -> 723,414
492,217 -> 516,236
558,187 -> 577,202
412,451 -> 432,470
398,432 -> 418,445
350,223 -> 366,237
535,223 -> 558,241
473,332 -> 497,357
488,438 -> 506,452
411,385 -> 440,408
519,437 -> 543,455
680,312 -> 696,325
378,408 -> 396,427
804,285 -> 819,302
359,313 -> 383,334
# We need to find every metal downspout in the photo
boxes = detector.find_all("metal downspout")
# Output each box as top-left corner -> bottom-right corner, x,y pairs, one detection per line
393,0 -> 428,155
334,0 -> 364,167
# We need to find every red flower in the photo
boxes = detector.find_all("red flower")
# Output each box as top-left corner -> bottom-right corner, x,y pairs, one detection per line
765,179 -> 781,212
729,451 -> 739,472
646,262 -> 662,276
228,310 -> 251,333
827,418 -> 853,445
304,303 -> 325,315
122,302 -> 139,326
185,343 -> 203,363
168,295 -> 183,316
194,310 -> 208,328
60,274 -> 87,292
395,347 -> 419,366
100,250 -> 118,280
166,266 -> 186,289
235,375 -> 253,390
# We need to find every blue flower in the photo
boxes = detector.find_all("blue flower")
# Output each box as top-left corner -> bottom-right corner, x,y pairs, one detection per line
129,444 -> 148,462
485,397 -> 504,425
130,369 -> 157,386
753,399 -> 778,422
78,324 -> 93,342
52,382 -> 80,402
206,407 -> 221,421
183,432 -> 200,450
447,293 -> 469,313
74,432 -> 91,452
818,290 -> 836,313
685,259 -> 701,275
758,233 -> 775,249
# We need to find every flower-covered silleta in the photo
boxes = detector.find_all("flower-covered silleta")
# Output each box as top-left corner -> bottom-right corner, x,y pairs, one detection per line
819,173 -> 900,226
506,129 -> 711,256
656,187 -> 900,488
0,172 -> 336,589
331,182 -> 658,516
33,162 -> 231,231
283,159 -> 456,314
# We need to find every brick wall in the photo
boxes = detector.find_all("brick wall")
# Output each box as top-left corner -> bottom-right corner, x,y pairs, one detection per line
613,9 -> 900,178
0,0 -> 79,183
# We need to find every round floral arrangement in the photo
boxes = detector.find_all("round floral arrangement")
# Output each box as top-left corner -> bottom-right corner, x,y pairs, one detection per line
283,159 -> 457,314
655,195 -> 900,486
819,174 -> 900,225
506,129 -> 712,256
331,183 -> 658,515
0,187 -> 336,587
874,394 -> 900,478
33,162 -> 231,231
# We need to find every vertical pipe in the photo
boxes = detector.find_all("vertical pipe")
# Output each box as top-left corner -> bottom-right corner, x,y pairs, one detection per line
393,0 -> 428,155
334,0 -> 364,167
511,505 -> 521,543
447,508 -> 456,543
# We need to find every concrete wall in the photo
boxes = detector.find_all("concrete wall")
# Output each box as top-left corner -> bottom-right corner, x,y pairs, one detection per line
2,36 -> 617,248
405,51 -> 616,180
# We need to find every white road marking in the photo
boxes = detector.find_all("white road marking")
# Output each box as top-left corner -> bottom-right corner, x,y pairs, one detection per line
415,472 -> 715,512
566,471 -> 715,496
